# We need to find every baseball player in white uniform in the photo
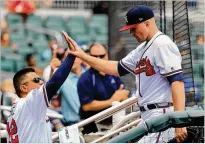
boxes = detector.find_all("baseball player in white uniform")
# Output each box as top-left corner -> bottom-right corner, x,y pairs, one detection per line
62,5 -> 187,143
6,40 -> 76,142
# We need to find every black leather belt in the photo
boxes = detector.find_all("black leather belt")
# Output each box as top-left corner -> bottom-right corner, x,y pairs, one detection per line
139,102 -> 173,112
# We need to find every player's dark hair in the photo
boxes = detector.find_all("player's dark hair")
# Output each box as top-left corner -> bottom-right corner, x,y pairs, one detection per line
89,43 -> 108,53
25,53 -> 34,62
13,68 -> 35,97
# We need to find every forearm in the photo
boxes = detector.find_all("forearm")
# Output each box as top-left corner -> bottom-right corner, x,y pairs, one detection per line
171,81 -> 186,111
82,100 -> 112,111
46,54 -> 76,101
82,54 -> 119,76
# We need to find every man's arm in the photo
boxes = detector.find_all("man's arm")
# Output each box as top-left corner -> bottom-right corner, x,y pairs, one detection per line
81,55 -> 119,76
62,31 -> 119,76
171,81 -> 185,111
82,87 -> 129,111
82,100 -> 112,111
46,54 -> 76,101
170,80 -> 187,143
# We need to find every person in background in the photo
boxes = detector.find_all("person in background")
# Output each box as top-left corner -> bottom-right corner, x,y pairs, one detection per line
42,47 -> 65,82
58,57 -> 85,126
77,43 -> 129,134
1,30 -> 17,52
196,34 -> 204,45
1,79 -> 18,122
25,53 -> 43,76
42,40 -> 58,61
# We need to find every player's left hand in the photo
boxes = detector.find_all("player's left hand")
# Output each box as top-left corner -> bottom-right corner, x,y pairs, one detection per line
175,127 -> 187,143
61,31 -> 86,59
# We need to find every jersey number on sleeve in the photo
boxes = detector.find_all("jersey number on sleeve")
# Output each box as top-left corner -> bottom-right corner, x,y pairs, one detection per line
7,119 -> 19,143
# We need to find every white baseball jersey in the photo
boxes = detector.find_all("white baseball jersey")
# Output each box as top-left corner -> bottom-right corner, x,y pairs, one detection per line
6,84 -> 52,143
120,31 -> 182,106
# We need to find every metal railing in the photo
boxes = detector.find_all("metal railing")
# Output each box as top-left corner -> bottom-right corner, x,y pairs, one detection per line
52,96 -> 138,141
8,24 -> 64,46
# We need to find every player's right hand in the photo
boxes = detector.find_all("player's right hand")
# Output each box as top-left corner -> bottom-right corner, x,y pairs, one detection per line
50,58 -> 61,70
175,127 -> 187,143
110,87 -> 129,102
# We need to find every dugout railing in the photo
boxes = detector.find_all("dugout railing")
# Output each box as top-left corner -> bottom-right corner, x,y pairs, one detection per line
52,96 -> 138,142
108,110 -> 204,143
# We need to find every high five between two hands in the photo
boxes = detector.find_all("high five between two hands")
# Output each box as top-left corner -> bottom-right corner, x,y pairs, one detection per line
62,31 -> 86,59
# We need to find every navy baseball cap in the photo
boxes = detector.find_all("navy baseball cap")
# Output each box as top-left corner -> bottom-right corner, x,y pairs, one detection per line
119,5 -> 154,32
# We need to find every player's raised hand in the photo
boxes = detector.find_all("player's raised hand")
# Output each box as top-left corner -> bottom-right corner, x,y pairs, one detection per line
61,31 -> 86,59
62,31 -> 76,51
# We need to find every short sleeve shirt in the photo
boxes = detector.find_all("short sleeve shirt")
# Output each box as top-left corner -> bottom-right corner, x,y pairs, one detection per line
77,68 -> 123,118
119,31 -> 182,106
7,84 -> 52,143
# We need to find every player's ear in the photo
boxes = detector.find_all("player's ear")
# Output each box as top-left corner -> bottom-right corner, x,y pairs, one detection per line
20,85 -> 28,93
145,20 -> 150,27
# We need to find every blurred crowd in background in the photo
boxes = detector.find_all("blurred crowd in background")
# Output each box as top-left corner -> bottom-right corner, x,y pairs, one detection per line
0,0 -> 204,140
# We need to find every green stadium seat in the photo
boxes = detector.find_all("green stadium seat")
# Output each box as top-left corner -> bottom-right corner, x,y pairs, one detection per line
26,15 -> 43,27
27,15 -> 41,21
92,14 -> 108,24
96,26 -> 108,34
10,35 -> 26,45
68,16 -> 86,24
33,39 -> 48,48
1,47 -> 14,54
7,14 -> 23,26
15,60 -> 26,72
1,60 -> 14,72
37,60 -> 50,68
47,16 -> 65,23
46,24 -> 67,32
68,25 -> 87,34
34,45 -> 48,54
94,35 -> 108,45
18,46 -> 35,56
74,34 -> 92,45
89,21 -> 103,29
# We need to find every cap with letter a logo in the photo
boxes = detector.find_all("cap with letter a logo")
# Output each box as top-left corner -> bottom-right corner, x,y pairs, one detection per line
119,5 -> 154,32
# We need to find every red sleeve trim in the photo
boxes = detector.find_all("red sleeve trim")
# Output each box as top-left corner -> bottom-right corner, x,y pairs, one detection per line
161,69 -> 183,76
120,60 -> 135,75
43,85 -> 49,107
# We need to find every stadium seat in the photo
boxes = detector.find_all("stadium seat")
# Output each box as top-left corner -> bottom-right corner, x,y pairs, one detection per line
96,26 -> 108,34
1,60 -> 14,72
47,16 -> 65,22
68,25 -> 87,35
1,47 -> 14,54
68,16 -> 86,24
18,46 -> 35,56
37,60 -> 50,68
94,35 -> 108,45
26,15 -> 43,27
92,14 -> 108,25
74,34 -> 92,45
7,14 -> 23,26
